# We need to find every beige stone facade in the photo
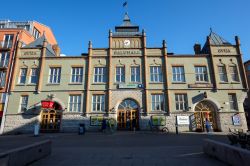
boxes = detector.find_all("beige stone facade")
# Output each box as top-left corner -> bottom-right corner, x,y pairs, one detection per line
2,14 -> 249,134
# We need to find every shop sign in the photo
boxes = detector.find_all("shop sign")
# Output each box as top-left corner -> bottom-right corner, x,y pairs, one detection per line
118,84 -> 139,89
211,46 -> 237,55
177,116 -> 190,125
90,116 -> 104,126
151,116 -> 166,126
113,50 -> 142,56
232,114 -> 241,126
41,100 -> 55,109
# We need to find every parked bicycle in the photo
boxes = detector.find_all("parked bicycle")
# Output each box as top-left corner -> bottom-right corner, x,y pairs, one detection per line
148,120 -> 169,134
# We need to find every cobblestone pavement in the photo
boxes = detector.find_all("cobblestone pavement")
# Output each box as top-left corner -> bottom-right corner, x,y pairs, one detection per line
0,132 -> 228,166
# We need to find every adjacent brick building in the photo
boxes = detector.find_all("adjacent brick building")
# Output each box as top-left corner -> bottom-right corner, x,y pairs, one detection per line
0,20 -> 57,134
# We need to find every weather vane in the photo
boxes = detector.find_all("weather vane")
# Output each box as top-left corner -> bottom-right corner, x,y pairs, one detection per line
123,1 -> 128,12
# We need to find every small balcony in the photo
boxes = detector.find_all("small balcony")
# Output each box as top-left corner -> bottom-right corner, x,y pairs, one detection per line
0,41 -> 13,50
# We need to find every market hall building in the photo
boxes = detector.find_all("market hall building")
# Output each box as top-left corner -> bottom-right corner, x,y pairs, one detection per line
2,13 -> 249,134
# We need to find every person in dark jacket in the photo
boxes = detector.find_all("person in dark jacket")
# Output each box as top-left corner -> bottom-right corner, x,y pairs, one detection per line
132,118 -> 136,132
101,119 -> 107,132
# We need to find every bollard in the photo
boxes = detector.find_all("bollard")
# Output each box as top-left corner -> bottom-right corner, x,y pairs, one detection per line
79,123 -> 85,135
175,124 -> 179,135
34,124 -> 39,137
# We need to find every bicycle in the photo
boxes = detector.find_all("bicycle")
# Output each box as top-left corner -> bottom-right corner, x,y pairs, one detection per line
150,125 -> 169,134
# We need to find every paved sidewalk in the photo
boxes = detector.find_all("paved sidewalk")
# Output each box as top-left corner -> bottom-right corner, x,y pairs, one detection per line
1,132 -> 228,166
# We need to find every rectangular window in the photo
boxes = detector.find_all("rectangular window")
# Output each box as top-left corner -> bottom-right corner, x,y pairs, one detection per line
2,34 -> 14,48
131,66 -> 140,82
0,52 -> 10,68
30,68 -> 38,84
0,71 -> 6,87
247,65 -> 250,71
116,66 -> 125,82
172,66 -> 185,82
33,28 -> 40,39
49,67 -> 61,84
150,66 -> 163,82
92,95 -> 105,112
151,94 -> 164,111
71,67 -> 83,83
19,68 -> 27,84
195,66 -> 208,82
175,94 -> 188,111
20,96 -> 28,112
228,94 -> 238,110
229,66 -> 239,82
68,95 -> 81,112
218,66 -> 228,82
94,67 -> 106,83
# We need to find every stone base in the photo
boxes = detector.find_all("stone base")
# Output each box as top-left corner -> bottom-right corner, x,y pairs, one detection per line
2,111 -> 248,134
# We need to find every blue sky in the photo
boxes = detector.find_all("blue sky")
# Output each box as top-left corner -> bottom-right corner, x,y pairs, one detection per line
1,0 -> 250,61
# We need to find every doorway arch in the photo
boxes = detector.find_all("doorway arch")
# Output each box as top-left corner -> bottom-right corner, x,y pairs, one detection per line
117,99 -> 140,130
40,100 -> 63,132
194,100 -> 218,132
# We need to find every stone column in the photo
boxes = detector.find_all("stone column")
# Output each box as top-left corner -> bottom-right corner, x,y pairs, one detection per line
142,30 -> 149,114
85,41 -> 93,114
37,38 -> 47,93
108,30 -> 113,112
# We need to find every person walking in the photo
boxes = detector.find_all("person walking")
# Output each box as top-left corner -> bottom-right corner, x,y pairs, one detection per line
132,118 -> 136,132
205,118 -> 210,133
101,118 -> 107,133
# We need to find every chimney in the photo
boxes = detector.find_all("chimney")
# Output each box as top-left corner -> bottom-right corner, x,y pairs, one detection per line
52,44 -> 60,57
193,43 -> 201,54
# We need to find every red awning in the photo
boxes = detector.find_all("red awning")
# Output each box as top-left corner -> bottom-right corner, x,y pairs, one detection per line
41,100 -> 55,109
0,111 -> 3,117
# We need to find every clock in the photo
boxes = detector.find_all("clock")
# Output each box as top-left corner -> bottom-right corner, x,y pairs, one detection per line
124,39 -> 130,47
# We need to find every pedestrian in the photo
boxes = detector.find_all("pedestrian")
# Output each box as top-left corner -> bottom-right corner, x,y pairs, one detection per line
126,118 -> 130,130
132,118 -> 136,132
101,118 -> 107,133
205,118 -> 210,133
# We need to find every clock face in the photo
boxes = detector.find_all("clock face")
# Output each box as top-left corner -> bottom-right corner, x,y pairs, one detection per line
124,39 -> 130,47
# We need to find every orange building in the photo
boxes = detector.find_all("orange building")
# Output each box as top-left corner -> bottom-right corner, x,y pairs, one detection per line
0,20 -> 57,131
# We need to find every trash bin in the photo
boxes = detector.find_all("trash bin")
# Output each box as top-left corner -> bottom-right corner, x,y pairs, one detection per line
34,124 -> 39,137
79,123 -> 85,135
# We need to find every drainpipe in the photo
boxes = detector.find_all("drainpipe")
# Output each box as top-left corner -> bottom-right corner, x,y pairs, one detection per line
0,32 -> 20,135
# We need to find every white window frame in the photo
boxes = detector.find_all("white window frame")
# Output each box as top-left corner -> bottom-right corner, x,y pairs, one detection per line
229,65 -> 239,82
0,52 -> 10,68
3,34 -> 14,48
150,66 -> 163,82
218,65 -> 228,82
228,94 -> 238,110
29,68 -> 38,84
131,66 -> 140,82
116,66 -> 125,83
33,28 -> 40,39
92,95 -> 105,112
175,94 -> 188,111
68,95 -> 82,112
94,67 -> 106,83
195,66 -> 208,82
19,68 -> 27,84
172,66 -> 185,82
20,95 -> 28,112
151,94 -> 164,111
71,67 -> 83,83
0,71 -> 6,87
49,67 -> 61,84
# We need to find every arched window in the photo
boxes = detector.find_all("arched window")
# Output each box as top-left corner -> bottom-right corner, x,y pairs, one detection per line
118,99 -> 139,110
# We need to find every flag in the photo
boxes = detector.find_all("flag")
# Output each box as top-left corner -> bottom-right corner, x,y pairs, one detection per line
123,1 -> 128,7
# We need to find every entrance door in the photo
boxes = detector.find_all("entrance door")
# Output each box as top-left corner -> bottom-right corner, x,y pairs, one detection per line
195,101 -> 217,132
117,99 -> 139,130
40,110 -> 62,132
